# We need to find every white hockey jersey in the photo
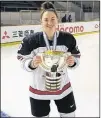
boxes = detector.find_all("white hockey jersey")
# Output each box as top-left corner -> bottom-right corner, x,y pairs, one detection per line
17,31 -> 81,100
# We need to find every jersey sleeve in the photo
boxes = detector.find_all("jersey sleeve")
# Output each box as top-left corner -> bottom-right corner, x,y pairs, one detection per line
68,34 -> 81,69
17,35 -> 38,72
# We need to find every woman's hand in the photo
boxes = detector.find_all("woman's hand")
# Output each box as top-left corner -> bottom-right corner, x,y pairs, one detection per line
66,56 -> 75,67
31,56 -> 42,68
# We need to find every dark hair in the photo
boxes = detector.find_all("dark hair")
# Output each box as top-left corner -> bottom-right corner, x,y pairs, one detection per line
40,2 -> 58,18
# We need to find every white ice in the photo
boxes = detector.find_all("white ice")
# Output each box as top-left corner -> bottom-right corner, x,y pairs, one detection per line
1,33 -> 99,117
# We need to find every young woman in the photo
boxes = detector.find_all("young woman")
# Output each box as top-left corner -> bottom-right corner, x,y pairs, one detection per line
17,2 -> 81,117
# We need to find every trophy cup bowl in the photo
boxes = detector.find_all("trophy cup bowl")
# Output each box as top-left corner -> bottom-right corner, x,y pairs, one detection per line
39,50 -> 71,72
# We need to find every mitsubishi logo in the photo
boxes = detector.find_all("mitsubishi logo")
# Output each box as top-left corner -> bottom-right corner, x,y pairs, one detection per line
2,31 -> 10,39
95,24 -> 99,28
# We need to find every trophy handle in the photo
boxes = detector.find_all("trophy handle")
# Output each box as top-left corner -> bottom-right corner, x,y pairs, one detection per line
36,52 -> 44,61
37,52 -> 51,72
64,52 -> 71,57
64,52 -> 71,66
57,52 -> 71,71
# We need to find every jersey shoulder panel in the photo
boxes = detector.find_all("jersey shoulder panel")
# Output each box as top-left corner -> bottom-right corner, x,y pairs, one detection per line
58,31 -> 75,45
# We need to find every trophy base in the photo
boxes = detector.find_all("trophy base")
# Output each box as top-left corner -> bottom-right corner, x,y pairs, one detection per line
45,72 -> 61,91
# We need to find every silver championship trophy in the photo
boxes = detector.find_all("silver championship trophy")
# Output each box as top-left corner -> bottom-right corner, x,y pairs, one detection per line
39,50 -> 71,91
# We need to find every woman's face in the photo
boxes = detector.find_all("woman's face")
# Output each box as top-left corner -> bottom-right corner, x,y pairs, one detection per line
41,11 -> 58,33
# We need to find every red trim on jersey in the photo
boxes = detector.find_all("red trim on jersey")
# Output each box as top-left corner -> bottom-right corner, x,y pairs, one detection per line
72,54 -> 81,58
29,82 -> 71,95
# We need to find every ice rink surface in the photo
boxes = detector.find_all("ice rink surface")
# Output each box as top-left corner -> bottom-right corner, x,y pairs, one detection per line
1,33 -> 99,117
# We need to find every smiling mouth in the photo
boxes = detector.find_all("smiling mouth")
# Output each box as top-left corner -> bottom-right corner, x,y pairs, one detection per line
47,26 -> 53,28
